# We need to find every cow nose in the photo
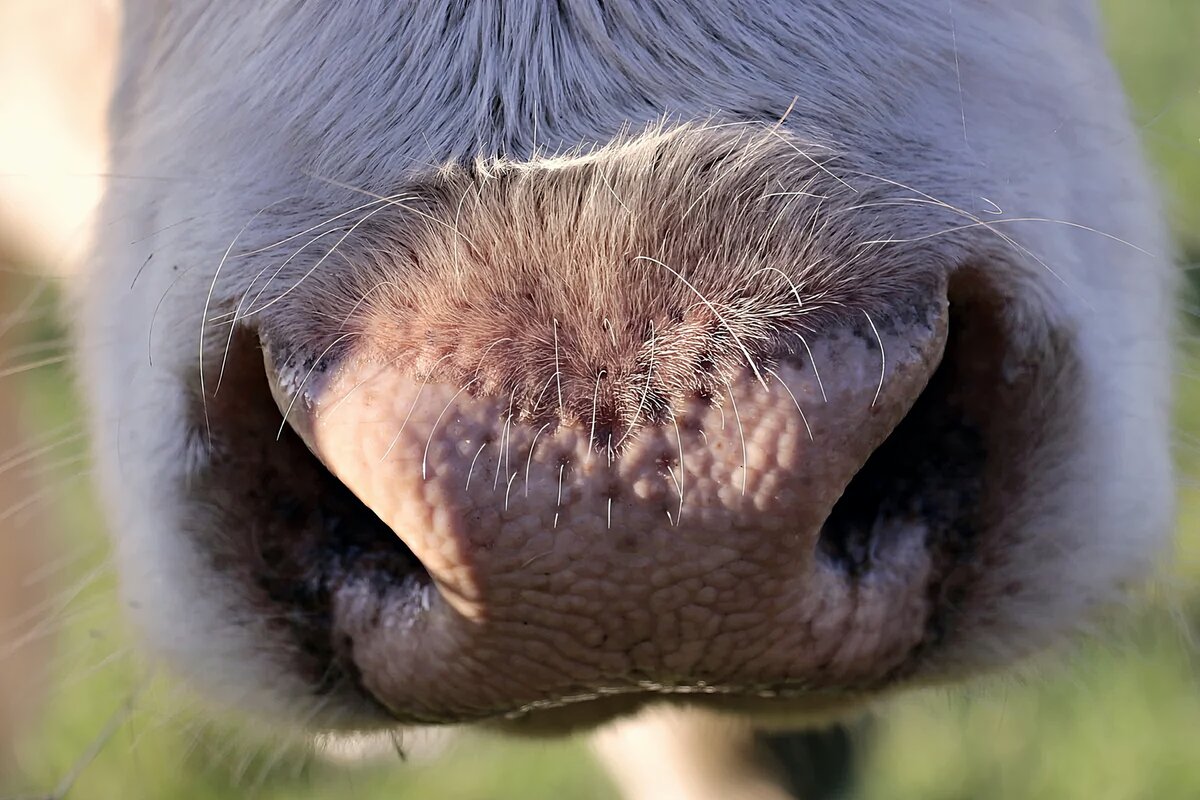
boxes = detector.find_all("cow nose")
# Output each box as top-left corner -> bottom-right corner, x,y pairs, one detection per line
261,284 -> 947,720
240,125 -> 974,723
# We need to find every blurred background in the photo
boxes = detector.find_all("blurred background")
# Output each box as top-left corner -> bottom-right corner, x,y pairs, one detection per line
0,1 -> 1197,798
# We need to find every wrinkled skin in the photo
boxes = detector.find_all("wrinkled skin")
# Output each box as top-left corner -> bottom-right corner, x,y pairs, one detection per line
80,0 -> 1174,796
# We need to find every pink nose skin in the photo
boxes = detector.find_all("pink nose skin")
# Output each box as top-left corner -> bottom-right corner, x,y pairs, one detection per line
264,294 -> 947,723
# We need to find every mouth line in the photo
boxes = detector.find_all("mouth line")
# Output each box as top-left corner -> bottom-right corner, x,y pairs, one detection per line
484,679 -> 856,723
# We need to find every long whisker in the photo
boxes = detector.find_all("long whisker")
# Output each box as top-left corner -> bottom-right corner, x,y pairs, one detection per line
241,201 -> 402,319
525,422 -> 552,497
857,213 -> 1156,258
726,384 -> 748,497
227,196 -> 393,260
794,333 -> 829,403
863,310 -> 886,407
841,173 -> 1086,298
37,681 -> 149,800
465,442 -> 489,490
553,318 -> 565,419
587,370 -> 605,464
421,379 -> 478,480
0,426 -> 84,478
670,412 -> 686,523
275,332 -> 359,440
762,126 -> 856,192
212,228 -> 365,390
553,462 -> 566,529
302,172 -> 479,250
634,255 -> 769,389
617,322 -> 655,448
212,227 -> 351,325
378,354 -> 453,461
199,203 -> 290,442
766,368 -> 814,441
495,393 -> 516,490
0,278 -> 51,343
0,353 -> 70,379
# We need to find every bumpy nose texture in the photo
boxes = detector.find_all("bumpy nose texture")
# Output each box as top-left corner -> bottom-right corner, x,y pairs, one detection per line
264,296 -> 947,721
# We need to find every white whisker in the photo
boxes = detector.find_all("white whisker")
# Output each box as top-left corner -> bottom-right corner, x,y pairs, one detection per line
766,368 -> 814,441
525,422 -> 551,497
727,384 -> 748,497
274,332 -> 359,441
378,353 -> 453,460
421,379 -> 477,480
465,441 -> 488,490
863,310 -> 885,407
634,255 -> 769,389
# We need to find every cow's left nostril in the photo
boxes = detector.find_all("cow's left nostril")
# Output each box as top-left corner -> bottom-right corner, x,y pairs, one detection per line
816,303 -> 988,579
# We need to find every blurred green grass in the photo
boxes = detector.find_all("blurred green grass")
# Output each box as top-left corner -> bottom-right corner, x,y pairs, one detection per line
3,1 -> 1199,798
1101,0 -> 1200,260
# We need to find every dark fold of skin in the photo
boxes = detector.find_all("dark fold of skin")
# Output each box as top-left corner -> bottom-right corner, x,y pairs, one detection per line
758,721 -> 868,800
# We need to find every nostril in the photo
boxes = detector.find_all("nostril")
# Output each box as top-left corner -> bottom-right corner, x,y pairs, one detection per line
193,330 -> 432,702
815,325 -> 987,577
815,271 -> 1009,657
